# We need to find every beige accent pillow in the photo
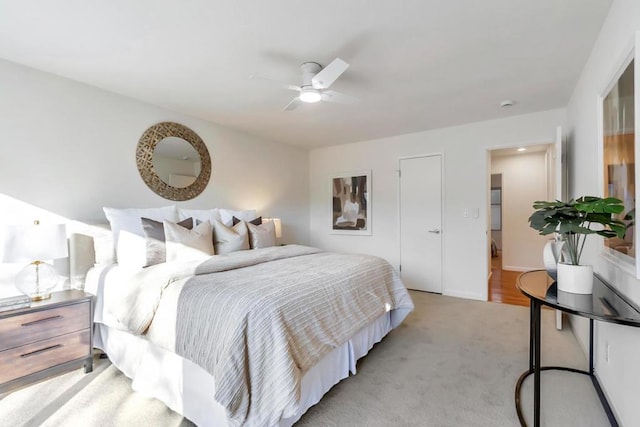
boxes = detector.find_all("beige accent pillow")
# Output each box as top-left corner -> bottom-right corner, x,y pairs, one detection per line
213,219 -> 250,254
247,220 -> 276,249
164,220 -> 214,262
142,217 -> 193,267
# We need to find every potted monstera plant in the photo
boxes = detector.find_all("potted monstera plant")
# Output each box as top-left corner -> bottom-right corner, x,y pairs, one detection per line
528,196 -> 626,294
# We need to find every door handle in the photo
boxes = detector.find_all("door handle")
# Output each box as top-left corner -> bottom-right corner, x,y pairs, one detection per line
428,229 -> 441,234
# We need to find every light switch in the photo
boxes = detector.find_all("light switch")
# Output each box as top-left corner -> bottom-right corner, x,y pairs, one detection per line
463,209 -> 469,218
472,208 -> 480,219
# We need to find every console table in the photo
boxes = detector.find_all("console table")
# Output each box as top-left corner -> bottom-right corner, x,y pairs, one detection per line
515,270 -> 640,427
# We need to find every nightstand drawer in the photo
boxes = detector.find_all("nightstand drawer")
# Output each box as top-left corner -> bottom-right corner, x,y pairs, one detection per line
0,302 -> 89,352
0,329 -> 90,384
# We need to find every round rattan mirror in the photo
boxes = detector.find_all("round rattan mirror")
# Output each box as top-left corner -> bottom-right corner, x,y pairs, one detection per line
136,122 -> 211,201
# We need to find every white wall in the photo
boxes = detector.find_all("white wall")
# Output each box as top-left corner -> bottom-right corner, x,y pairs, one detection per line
491,152 -> 549,271
310,109 -> 565,301
0,59 -> 309,287
565,1 -> 640,425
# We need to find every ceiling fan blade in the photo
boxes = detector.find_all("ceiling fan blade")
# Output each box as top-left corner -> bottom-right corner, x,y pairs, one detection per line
311,58 -> 349,89
249,75 -> 301,92
283,97 -> 302,111
321,90 -> 358,104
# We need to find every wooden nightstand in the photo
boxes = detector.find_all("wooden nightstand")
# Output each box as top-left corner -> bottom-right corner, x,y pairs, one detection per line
0,290 -> 93,393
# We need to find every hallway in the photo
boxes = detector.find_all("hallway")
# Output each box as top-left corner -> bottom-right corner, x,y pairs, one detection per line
488,251 -> 529,307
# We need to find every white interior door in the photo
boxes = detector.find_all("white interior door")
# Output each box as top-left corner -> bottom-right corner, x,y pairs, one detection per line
399,155 -> 443,293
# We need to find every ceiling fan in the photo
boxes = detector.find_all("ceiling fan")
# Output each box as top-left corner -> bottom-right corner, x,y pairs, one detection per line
251,58 -> 358,111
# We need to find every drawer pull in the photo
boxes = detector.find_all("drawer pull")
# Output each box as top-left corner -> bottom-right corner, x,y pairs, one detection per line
20,344 -> 63,358
21,315 -> 62,327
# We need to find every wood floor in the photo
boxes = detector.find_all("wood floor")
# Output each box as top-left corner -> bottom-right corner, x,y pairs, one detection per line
488,251 -> 530,307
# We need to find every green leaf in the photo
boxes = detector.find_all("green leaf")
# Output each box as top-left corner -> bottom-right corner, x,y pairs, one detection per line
529,195 -> 627,242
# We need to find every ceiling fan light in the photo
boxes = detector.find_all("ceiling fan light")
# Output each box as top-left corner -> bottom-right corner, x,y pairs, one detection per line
299,90 -> 321,103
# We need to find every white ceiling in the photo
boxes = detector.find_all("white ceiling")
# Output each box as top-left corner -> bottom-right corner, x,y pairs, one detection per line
0,1 -> 611,149
491,144 -> 551,158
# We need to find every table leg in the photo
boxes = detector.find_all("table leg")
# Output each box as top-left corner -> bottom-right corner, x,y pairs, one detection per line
533,300 -> 541,427
529,302 -> 534,372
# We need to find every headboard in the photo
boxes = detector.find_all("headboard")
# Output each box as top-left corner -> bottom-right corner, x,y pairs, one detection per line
69,233 -> 97,287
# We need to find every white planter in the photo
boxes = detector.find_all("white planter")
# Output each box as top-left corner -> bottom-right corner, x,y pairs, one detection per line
556,263 -> 594,294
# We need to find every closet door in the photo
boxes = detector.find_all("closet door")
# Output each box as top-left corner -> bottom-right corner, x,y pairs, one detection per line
399,154 -> 443,293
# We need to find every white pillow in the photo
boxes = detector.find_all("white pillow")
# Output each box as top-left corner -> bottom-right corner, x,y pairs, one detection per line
116,230 -> 147,269
177,208 -> 221,225
247,221 -> 276,249
103,206 -> 178,251
219,209 -> 257,227
91,224 -> 116,265
164,220 -> 215,262
213,219 -> 250,254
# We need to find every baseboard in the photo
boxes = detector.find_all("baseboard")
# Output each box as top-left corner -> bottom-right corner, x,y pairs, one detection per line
443,289 -> 485,301
503,265 -> 541,272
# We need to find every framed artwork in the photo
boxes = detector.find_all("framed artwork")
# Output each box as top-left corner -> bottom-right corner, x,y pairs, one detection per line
331,171 -> 371,235
599,33 -> 639,277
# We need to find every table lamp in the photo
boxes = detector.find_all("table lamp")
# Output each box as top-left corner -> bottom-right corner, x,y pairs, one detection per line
3,221 -> 68,300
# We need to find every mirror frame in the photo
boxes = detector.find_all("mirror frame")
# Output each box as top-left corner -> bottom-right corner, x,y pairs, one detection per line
598,32 -> 639,278
136,122 -> 211,201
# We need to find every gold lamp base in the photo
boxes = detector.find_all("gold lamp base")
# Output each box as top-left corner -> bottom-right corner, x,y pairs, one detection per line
30,293 -> 51,302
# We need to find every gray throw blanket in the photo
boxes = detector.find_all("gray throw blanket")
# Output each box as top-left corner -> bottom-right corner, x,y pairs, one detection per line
176,246 -> 413,426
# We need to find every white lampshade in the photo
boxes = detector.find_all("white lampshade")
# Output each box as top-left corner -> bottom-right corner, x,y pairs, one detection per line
263,218 -> 282,239
3,222 -> 68,262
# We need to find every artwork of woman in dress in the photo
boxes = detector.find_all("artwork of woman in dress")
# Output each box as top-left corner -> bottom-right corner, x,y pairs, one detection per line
332,174 -> 368,231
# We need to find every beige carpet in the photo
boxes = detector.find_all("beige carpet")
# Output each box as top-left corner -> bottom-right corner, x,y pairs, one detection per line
0,291 -> 609,426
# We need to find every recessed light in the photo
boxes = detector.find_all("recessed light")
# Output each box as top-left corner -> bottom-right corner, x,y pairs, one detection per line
500,100 -> 515,108
517,147 -> 526,152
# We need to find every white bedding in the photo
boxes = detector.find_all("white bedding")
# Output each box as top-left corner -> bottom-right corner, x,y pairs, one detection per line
85,249 -> 412,426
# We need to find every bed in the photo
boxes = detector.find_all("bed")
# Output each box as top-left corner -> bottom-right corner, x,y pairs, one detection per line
70,207 -> 414,427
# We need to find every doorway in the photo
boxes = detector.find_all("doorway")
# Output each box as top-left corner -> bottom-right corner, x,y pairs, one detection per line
399,154 -> 443,293
487,142 -> 559,306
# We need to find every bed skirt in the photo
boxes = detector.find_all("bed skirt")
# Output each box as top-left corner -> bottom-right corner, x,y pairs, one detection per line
93,310 -> 394,427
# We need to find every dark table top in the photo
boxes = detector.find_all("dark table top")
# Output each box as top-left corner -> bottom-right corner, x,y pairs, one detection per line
517,270 -> 640,327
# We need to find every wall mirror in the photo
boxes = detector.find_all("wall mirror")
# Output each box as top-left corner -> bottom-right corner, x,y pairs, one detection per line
600,39 -> 638,277
153,136 -> 201,188
137,122 -> 211,201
